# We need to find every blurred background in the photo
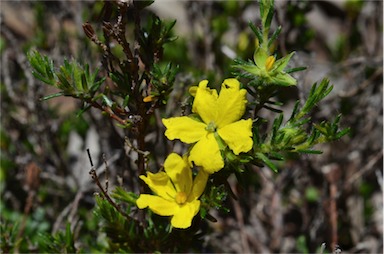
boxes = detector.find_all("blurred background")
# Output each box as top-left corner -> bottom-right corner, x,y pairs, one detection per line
1,0 -> 382,253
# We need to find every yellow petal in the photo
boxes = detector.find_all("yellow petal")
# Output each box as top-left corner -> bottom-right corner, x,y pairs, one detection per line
192,80 -> 218,124
188,169 -> 209,202
189,133 -> 224,174
189,86 -> 197,97
143,95 -> 154,102
171,200 -> 200,229
164,153 -> 192,194
217,119 -> 253,155
216,79 -> 247,128
140,172 -> 176,201
162,117 -> 207,143
136,194 -> 179,216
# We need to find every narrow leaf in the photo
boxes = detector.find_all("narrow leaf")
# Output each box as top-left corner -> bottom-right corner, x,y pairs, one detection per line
256,152 -> 278,173
334,128 -> 350,139
297,149 -> 323,154
41,92 -> 65,101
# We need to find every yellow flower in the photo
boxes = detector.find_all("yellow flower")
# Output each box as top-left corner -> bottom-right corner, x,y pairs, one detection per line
162,79 -> 253,174
136,153 -> 208,229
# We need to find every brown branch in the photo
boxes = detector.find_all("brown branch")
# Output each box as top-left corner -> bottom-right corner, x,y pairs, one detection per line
87,149 -> 135,223
86,99 -> 130,126
89,167 -> 134,222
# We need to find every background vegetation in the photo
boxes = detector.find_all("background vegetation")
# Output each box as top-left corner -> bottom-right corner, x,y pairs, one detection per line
1,0 -> 382,253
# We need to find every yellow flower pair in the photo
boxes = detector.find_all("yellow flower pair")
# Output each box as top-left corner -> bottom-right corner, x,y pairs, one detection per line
136,78 -> 253,228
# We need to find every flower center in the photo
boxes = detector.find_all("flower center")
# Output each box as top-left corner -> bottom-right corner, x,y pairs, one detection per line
175,192 -> 188,205
205,121 -> 217,133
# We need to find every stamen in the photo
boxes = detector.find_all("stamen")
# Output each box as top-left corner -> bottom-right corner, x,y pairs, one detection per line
205,121 -> 217,132
175,192 -> 187,205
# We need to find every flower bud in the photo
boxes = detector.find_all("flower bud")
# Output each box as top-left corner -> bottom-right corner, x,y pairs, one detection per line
265,55 -> 275,72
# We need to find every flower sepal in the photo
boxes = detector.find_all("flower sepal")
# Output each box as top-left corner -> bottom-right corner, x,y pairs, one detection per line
235,47 -> 297,86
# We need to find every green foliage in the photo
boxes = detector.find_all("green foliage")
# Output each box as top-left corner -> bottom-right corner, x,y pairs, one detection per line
0,201 -> 50,253
111,186 -> 138,205
251,79 -> 349,171
0,221 -> 21,253
28,1 -> 179,130
94,196 -> 139,252
200,184 -> 229,219
137,14 -> 177,66
232,11 -> 349,171
296,235 -> 309,254
94,194 -> 187,252
148,62 -> 179,105
24,0 -> 351,252
37,223 -> 77,253
27,51 -> 105,101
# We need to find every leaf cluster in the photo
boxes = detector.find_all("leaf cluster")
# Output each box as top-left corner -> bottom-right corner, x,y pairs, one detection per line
93,196 -> 140,253
200,184 -> 229,220
28,51 -> 105,101
229,1 -> 349,173
37,223 -> 76,253
251,79 -> 350,172
94,192 -> 204,253
27,1 -> 178,128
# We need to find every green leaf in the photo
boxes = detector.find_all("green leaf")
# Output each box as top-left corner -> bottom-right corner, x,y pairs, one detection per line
289,101 -> 300,120
272,51 -> 295,72
268,25 -> 281,47
263,0 -> 275,30
271,72 -> 297,86
41,92 -> 65,101
232,64 -> 261,77
285,66 -> 307,74
111,187 -> 138,205
297,149 -> 322,154
256,152 -> 278,173
263,105 -> 282,113
248,21 -> 263,44
334,127 -> 350,139
253,47 -> 269,68
90,77 -> 106,94
81,72 -> 88,91
269,151 -> 284,160
45,64 -> 55,81
64,223 -> 75,253
101,94 -> 114,107
271,114 -> 284,144
56,73 -> 72,90
27,51 -> 56,86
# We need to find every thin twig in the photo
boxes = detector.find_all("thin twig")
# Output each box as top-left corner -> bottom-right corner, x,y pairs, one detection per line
339,68 -> 383,98
103,154 -> 109,193
87,149 -> 133,222
345,150 -> 383,188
